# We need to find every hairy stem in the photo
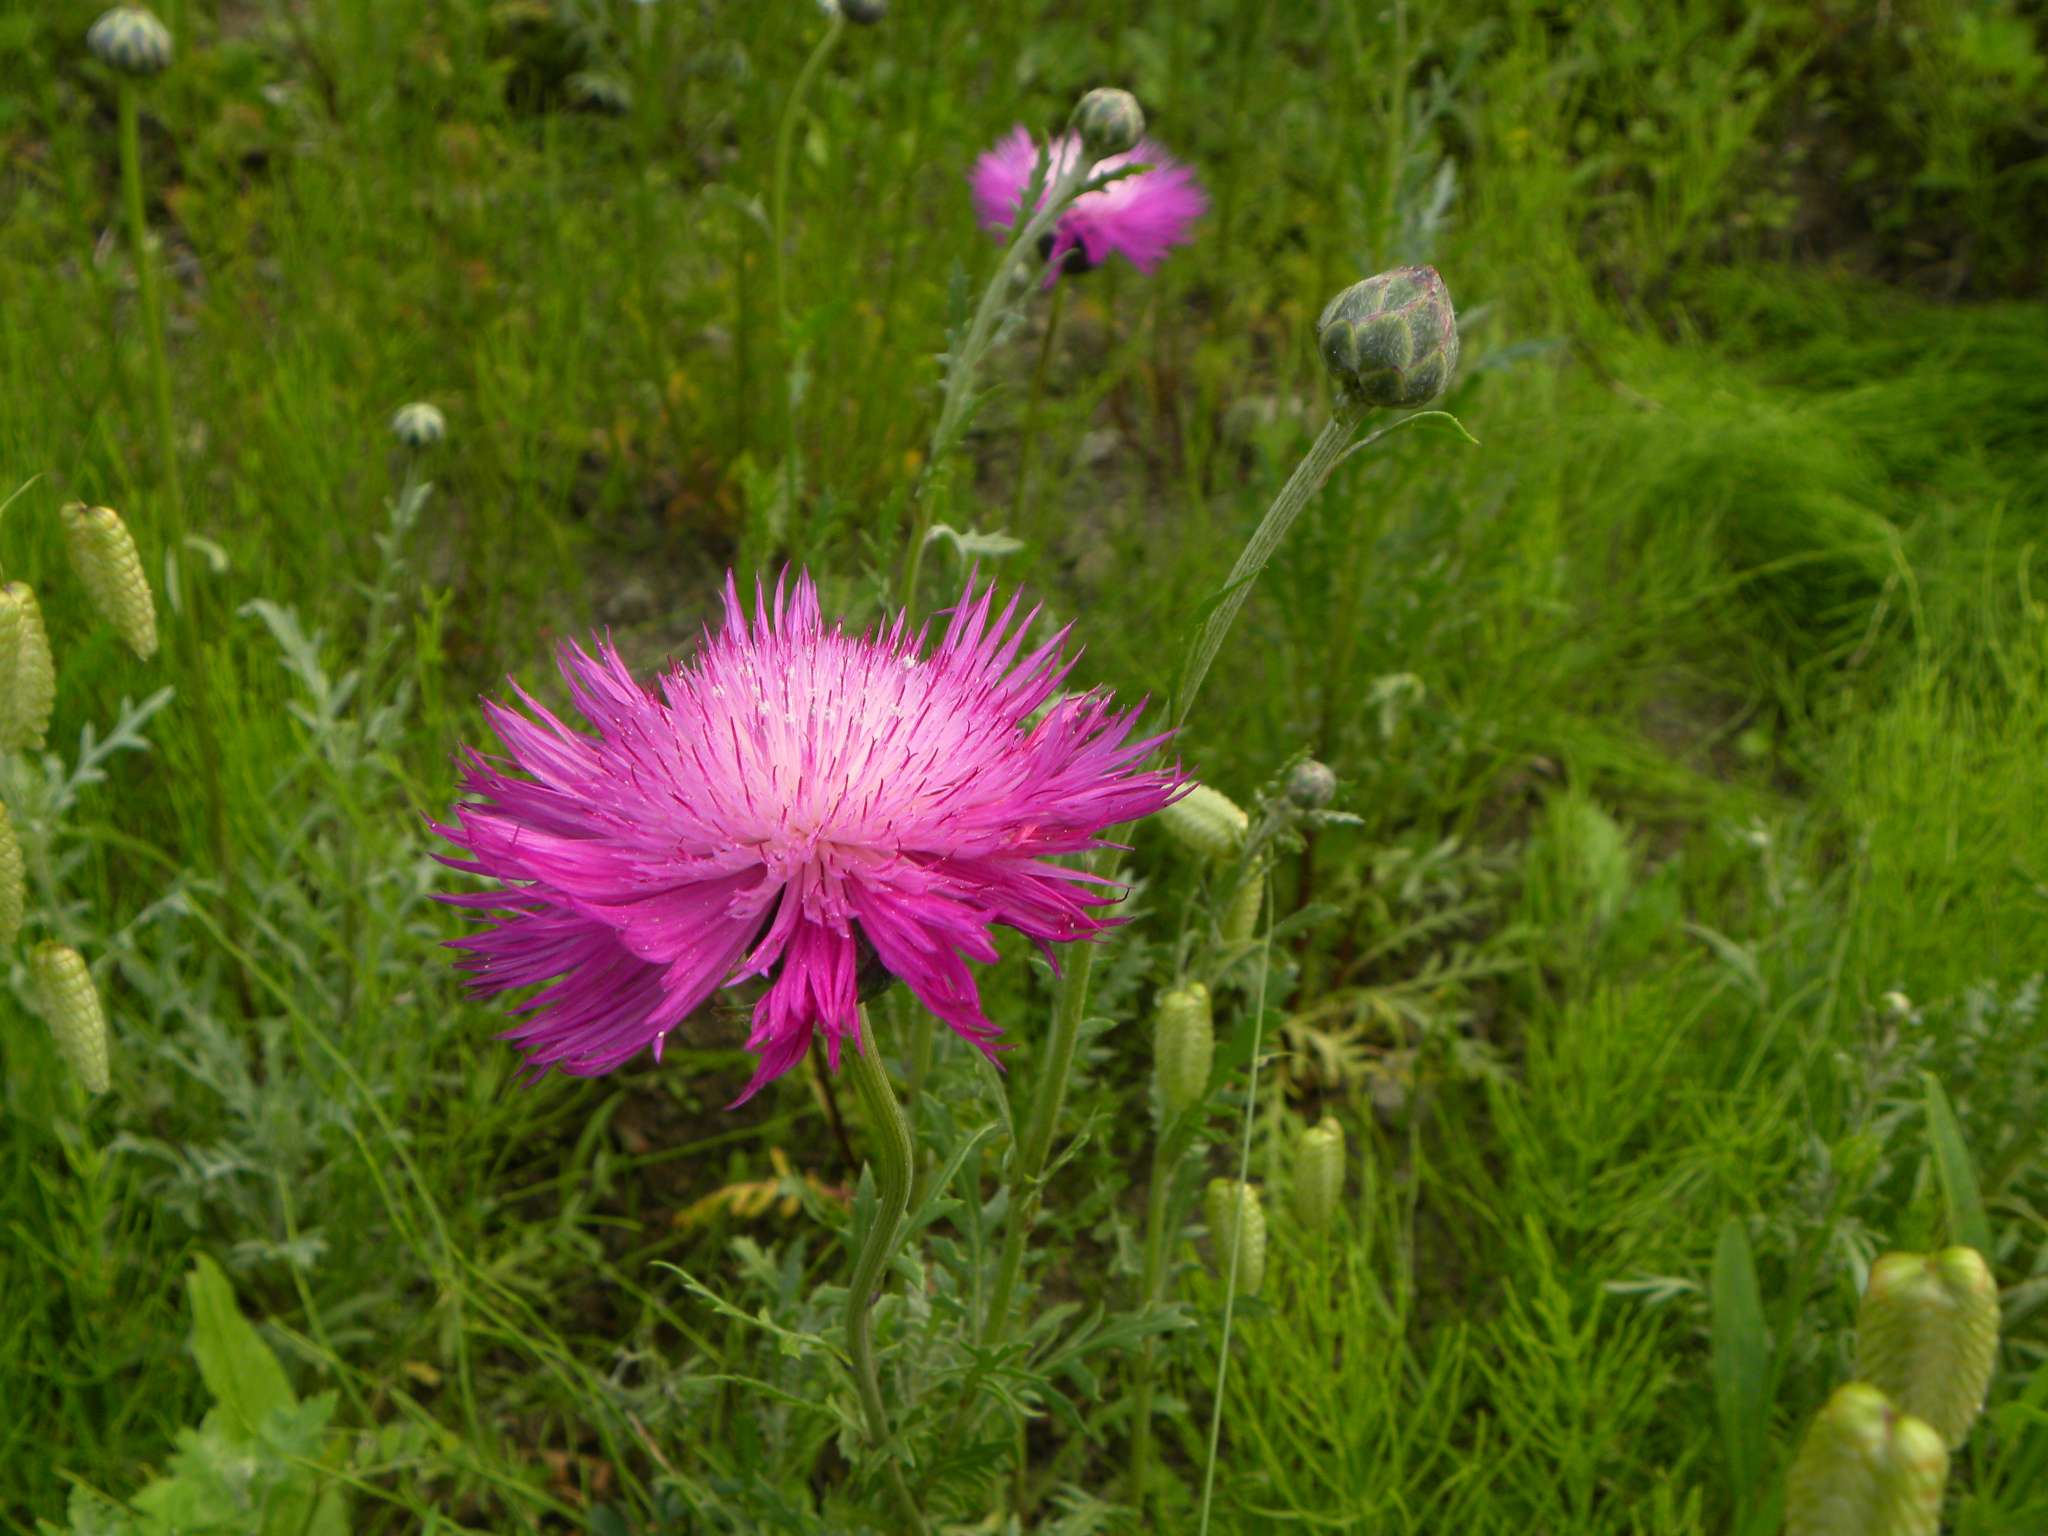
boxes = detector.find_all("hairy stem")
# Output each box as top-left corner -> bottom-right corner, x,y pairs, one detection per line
843,1007 -> 931,1536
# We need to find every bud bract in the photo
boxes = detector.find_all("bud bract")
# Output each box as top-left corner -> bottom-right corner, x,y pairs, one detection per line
1856,1248 -> 1999,1448
1317,266 -> 1459,409
0,800 -> 24,947
1156,783 -> 1247,862
1154,981 -> 1213,1116
33,942 -> 110,1096
1221,853 -> 1266,946
0,584 -> 57,752
390,401 -> 446,448
1785,1383 -> 1948,1536
87,7 -> 173,76
1204,1179 -> 1266,1297
1285,759 -> 1337,810
62,504 -> 158,661
838,0 -> 887,23
1294,1116 -> 1346,1233
1071,87 -> 1145,161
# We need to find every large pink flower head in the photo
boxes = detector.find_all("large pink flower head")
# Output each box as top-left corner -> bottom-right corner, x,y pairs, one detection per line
437,574 -> 1181,1102
969,126 -> 1206,285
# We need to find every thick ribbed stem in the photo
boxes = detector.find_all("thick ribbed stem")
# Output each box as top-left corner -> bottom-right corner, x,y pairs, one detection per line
842,1008 -> 931,1536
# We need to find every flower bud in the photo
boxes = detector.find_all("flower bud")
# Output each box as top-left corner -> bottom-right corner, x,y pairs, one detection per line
1855,1248 -> 1999,1448
87,7 -> 174,76
1204,1179 -> 1266,1297
390,401 -> 446,448
1785,1383 -> 1948,1536
1220,854 -> 1265,946
1156,783 -> 1247,862
1294,1116 -> 1345,1233
1071,87 -> 1144,161
838,0 -> 887,23
1316,266 -> 1459,410
566,70 -> 632,115
0,800 -> 24,948
1285,759 -> 1337,810
33,942 -> 110,1096
1154,981 -> 1213,1116
0,583 -> 57,752
62,504 -> 158,662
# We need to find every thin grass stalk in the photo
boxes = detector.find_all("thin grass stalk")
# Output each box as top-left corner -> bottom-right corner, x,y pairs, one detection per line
1009,278 -> 1068,527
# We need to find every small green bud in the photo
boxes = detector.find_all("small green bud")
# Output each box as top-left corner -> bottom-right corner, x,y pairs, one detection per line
1154,981 -> 1213,1116
0,583 -> 57,752
62,504 -> 158,661
1220,854 -> 1266,946
1786,1383 -> 1948,1536
33,942 -> 110,1096
87,7 -> 173,76
390,401 -> 446,448
1204,1179 -> 1266,1297
0,800 -> 24,948
1071,87 -> 1144,160
1856,1248 -> 1999,1448
1285,759 -> 1337,810
1294,1117 -> 1346,1233
1156,783 -> 1247,862
838,0 -> 887,23
1316,265 -> 1459,409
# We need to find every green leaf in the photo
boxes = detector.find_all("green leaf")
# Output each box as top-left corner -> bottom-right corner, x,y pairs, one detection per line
1923,1073 -> 1993,1255
1711,1218 -> 1770,1513
186,1253 -> 297,1437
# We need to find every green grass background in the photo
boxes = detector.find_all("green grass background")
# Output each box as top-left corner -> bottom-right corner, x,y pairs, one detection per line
2,0 -> 2045,1530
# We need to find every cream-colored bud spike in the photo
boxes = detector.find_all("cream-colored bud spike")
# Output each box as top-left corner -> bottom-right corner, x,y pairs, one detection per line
0,583 -> 56,751
1204,1178 -> 1267,1297
0,799 -> 24,947
1156,783 -> 1248,862
1294,1117 -> 1346,1233
62,504 -> 158,661
33,942 -> 111,1095
1153,982 -> 1214,1116
1856,1248 -> 2000,1448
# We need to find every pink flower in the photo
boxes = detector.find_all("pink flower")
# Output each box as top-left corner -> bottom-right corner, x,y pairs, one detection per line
968,126 -> 1205,284
437,574 -> 1180,1102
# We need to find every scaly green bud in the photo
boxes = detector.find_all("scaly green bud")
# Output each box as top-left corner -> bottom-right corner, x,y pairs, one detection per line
62,504 -> 158,661
0,584 -> 57,752
1285,759 -> 1337,810
1156,783 -> 1247,862
87,7 -> 173,76
33,942 -> 110,1096
1294,1117 -> 1346,1233
1071,87 -> 1144,161
1316,266 -> 1459,410
1220,854 -> 1266,946
1204,1179 -> 1267,1297
1856,1248 -> 1999,1448
1154,981 -> 1213,1116
390,401 -> 446,448
1785,1383 -> 1948,1536
0,800 -> 24,947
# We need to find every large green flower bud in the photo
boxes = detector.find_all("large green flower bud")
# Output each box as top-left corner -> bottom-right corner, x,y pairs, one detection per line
1155,783 -> 1247,862
1294,1117 -> 1346,1233
1071,87 -> 1144,161
1154,981 -> 1213,1116
1316,266 -> 1459,409
1785,1383 -> 1948,1536
87,7 -> 173,76
1285,759 -> 1337,810
34,942 -> 111,1096
1855,1248 -> 1999,1448
1204,1178 -> 1267,1297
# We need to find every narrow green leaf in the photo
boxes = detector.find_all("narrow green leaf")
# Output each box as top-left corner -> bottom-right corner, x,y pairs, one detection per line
1923,1073 -> 1993,1255
1712,1218 -> 1770,1511
185,1253 -> 297,1437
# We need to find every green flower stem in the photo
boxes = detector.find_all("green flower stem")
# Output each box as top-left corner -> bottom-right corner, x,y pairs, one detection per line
899,150 -> 1091,616
1173,402 -> 1366,729
1126,1115 -> 1192,1512
1009,278 -> 1068,527
843,1006 -> 931,1536
117,83 -> 183,534
979,872 -> 1102,1348
770,13 -> 845,538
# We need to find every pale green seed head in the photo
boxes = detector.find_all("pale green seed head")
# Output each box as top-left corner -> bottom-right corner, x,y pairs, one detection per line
1154,982 -> 1213,1116
1293,1117 -> 1346,1233
1204,1178 -> 1267,1297
1786,1384 -> 1947,1536
1856,1247 -> 1999,1447
1156,783 -> 1248,862
33,942 -> 111,1096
